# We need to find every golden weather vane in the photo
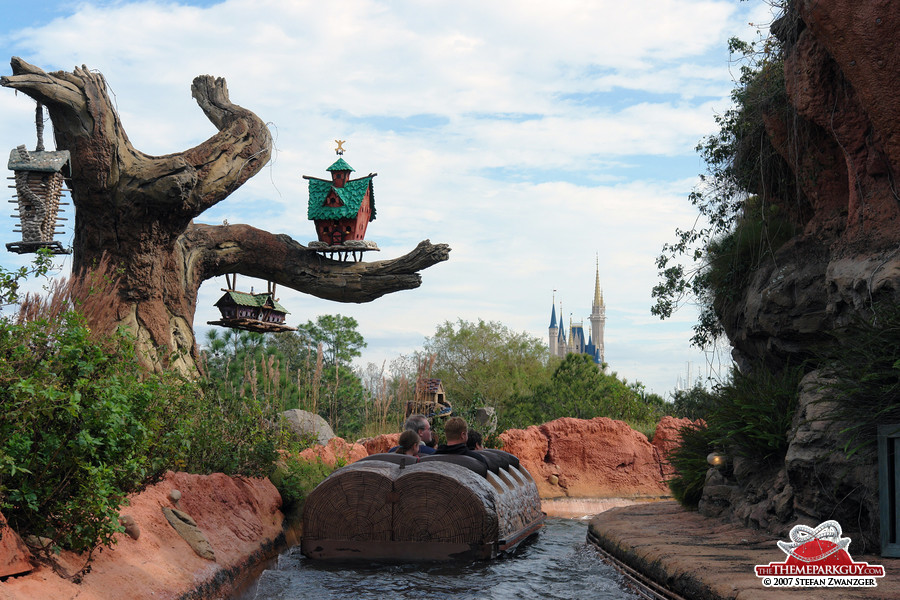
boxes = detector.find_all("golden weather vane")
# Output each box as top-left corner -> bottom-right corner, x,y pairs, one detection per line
334,140 -> 346,155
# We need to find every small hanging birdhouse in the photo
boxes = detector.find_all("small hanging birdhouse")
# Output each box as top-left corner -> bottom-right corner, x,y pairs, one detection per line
6,104 -> 71,255
206,276 -> 297,333
303,141 -> 380,262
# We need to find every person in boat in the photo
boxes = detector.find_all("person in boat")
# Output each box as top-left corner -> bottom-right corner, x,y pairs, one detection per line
435,417 -> 487,465
466,429 -> 484,451
393,430 -> 422,457
388,414 -> 436,455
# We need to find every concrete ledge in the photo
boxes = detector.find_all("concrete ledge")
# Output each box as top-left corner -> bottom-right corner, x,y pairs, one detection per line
587,501 -> 900,599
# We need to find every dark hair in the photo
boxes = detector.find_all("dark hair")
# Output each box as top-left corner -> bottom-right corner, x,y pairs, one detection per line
466,430 -> 483,450
395,430 -> 421,454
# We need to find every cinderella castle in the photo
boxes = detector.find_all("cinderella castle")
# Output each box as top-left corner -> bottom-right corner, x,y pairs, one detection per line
548,261 -> 606,367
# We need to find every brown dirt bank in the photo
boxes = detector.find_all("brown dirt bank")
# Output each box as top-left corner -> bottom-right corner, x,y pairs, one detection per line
0,472 -> 284,600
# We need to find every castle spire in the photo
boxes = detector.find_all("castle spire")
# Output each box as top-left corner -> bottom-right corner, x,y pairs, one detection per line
549,291 -> 558,328
594,254 -> 602,308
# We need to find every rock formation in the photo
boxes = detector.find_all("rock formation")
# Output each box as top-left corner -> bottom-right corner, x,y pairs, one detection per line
694,1 -> 900,551
651,416 -> 699,478
359,432 -> 401,455
0,511 -> 32,578
0,472 -> 284,600
722,1 -> 900,368
281,409 -> 336,446
298,436 -> 368,467
499,417 -> 671,499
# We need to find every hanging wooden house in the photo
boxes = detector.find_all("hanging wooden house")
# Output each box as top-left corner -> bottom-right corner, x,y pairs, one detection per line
207,277 -> 296,333
303,147 -> 380,262
6,104 -> 71,255
7,144 -> 70,254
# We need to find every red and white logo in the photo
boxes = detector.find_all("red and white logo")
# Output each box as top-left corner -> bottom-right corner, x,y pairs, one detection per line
755,520 -> 885,588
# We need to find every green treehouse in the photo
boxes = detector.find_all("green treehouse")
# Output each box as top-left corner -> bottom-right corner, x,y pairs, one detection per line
304,141 -> 379,262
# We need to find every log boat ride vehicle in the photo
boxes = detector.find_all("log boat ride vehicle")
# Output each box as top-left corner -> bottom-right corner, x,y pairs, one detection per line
301,449 -> 545,561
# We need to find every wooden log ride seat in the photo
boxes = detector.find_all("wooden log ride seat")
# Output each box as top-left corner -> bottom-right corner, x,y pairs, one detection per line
300,449 -> 544,561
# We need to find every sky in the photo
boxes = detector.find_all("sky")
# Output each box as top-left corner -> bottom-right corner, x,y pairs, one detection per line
0,0 -> 779,396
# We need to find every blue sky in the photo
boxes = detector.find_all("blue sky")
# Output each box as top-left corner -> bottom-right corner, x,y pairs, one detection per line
0,0 -> 778,395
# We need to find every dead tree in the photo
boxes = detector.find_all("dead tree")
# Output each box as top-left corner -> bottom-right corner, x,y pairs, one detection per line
1,57 -> 450,373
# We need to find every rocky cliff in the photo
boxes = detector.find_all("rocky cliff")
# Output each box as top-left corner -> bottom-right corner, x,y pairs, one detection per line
500,416 -> 692,499
699,0 -> 900,551
723,1 -> 900,368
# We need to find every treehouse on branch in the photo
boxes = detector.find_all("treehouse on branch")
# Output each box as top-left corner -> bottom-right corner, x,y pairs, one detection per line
304,154 -> 379,262
0,57 -> 449,374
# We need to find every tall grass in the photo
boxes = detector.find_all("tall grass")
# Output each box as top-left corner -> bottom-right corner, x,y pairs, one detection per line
666,361 -> 803,508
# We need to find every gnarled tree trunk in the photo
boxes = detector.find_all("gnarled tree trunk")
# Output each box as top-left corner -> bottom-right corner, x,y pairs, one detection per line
1,57 -> 450,373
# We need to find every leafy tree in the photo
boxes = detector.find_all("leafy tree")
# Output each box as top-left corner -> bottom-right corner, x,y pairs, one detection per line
423,318 -> 549,416
296,314 -> 366,368
201,315 -> 371,439
502,353 -> 666,430
670,383 -> 718,420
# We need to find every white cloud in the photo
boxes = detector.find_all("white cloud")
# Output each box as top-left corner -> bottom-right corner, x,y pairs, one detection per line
0,0 -> 765,395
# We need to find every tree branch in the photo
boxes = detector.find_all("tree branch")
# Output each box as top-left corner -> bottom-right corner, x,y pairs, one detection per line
1,58 -> 271,223
183,222 -> 451,302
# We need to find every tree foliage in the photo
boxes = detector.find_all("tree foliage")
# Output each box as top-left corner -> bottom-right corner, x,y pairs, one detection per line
423,318 -> 549,416
202,314 -> 369,439
501,353 -> 667,431
651,20 -> 800,348
0,311 -> 201,553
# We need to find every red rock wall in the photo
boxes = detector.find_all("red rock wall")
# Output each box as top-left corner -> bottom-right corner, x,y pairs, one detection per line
0,472 -> 284,600
359,432 -> 401,455
500,417 -> 671,499
298,436 -> 368,466
652,416 -> 703,478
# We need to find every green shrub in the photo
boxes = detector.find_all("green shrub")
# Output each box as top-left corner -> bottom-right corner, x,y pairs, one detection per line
815,303 -> 900,456
0,312 -> 199,552
667,422 -> 715,507
666,361 -> 802,508
271,454 -> 334,514
182,379 -> 281,477
709,362 -> 803,463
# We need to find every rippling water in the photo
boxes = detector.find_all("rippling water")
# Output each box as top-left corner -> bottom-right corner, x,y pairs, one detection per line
238,518 -> 639,600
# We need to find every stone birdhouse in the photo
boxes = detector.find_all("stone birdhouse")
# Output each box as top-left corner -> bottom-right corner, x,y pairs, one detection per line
6,104 -> 70,255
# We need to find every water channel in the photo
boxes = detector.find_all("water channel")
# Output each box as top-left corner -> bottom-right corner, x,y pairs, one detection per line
235,516 -> 641,600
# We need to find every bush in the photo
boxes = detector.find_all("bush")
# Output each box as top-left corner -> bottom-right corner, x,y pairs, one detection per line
500,353 -> 666,431
815,303 -> 900,456
708,362 -> 803,463
0,312 -> 199,552
666,361 -> 803,508
271,454 -> 334,514
667,422 -> 715,507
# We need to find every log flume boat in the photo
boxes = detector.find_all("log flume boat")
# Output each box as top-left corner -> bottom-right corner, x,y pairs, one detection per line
301,448 -> 545,561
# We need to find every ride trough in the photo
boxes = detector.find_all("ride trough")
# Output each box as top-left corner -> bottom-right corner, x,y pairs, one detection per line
300,449 -> 545,561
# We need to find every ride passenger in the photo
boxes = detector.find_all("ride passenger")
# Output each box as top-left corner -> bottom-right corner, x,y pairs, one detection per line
435,417 -> 487,465
389,413 -> 436,455
466,429 -> 484,451
394,430 -> 422,457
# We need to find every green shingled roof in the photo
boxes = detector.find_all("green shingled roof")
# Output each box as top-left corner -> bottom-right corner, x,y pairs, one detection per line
326,158 -> 354,172
215,291 -> 289,313
307,175 -> 376,221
